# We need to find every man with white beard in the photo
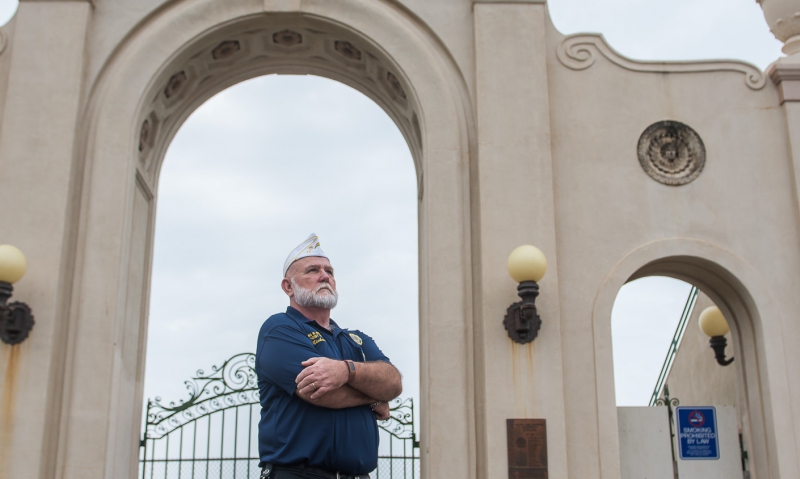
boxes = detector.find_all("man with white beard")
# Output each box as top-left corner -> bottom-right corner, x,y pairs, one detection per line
256,233 -> 403,479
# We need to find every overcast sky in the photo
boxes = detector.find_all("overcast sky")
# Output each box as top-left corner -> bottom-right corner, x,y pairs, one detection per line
0,0 -> 783,422
143,75 -> 421,412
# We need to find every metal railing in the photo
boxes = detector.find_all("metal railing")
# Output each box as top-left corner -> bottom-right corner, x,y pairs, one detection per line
140,353 -> 419,479
649,286 -> 699,406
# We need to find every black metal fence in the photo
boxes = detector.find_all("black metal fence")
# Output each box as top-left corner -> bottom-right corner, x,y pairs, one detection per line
140,353 -> 419,479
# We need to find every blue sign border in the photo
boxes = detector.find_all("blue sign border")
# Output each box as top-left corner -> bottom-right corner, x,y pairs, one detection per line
676,406 -> 719,460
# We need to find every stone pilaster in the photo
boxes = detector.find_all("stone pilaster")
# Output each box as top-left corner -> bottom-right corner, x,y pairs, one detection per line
0,3 -> 91,479
474,3 -> 569,478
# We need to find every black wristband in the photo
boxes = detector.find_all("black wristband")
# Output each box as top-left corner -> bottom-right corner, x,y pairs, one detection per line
345,360 -> 356,383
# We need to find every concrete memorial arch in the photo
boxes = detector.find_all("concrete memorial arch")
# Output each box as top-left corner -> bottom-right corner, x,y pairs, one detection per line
1,1 -> 800,479
63,2 -> 474,479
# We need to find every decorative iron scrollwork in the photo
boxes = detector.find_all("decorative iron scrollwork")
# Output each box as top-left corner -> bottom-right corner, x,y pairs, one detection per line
378,397 -> 415,440
143,352 -> 418,442
655,396 -> 680,408
145,352 -> 258,439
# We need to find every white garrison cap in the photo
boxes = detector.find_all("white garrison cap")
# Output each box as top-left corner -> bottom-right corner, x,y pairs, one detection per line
283,233 -> 328,277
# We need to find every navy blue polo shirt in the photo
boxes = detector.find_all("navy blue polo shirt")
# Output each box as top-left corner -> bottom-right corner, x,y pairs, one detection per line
255,307 -> 390,474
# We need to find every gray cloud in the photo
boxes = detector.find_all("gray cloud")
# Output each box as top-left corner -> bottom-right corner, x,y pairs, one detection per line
611,277 -> 694,406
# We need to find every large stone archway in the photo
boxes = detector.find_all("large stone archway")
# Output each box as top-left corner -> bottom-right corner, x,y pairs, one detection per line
57,2 -> 476,478
590,238 -> 798,479
6,2 -> 800,479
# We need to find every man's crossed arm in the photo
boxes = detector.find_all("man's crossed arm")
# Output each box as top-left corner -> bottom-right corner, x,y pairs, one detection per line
294,357 -> 402,419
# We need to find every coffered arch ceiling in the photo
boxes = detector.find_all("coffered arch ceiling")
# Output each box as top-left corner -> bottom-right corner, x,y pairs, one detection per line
135,14 -> 424,194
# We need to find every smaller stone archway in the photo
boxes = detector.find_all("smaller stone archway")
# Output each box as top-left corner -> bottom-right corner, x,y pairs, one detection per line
591,238 -> 798,479
56,2 -> 476,479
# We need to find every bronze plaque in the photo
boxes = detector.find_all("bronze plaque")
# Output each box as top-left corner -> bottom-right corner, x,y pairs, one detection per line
507,419 -> 548,479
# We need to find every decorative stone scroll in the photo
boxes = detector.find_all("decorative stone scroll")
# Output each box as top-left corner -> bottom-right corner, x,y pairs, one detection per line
557,34 -> 767,91
637,120 -> 706,186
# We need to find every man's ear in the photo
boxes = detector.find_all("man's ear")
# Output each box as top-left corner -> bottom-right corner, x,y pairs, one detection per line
281,278 -> 293,296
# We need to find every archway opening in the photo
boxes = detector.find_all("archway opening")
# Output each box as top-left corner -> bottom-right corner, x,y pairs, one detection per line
141,74 -> 420,477
610,268 -> 750,478
611,276 -> 696,407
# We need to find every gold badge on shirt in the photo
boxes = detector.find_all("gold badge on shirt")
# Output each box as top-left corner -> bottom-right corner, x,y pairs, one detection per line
349,333 -> 363,346
307,331 -> 326,346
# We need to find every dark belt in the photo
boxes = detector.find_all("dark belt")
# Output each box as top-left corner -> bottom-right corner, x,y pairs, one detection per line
262,462 -> 370,479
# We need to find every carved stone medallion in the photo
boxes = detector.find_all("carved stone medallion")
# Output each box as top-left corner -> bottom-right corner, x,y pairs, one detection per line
334,41 -> 361,61
138,119 -> 150,152
212,40 -> 241,60
637,120 -> 705,186
273,30 -> 303,46
386,71 -> 406,99
164,71 -> 187,99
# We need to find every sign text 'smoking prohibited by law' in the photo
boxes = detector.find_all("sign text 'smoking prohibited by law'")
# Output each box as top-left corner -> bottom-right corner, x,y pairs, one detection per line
676,406 -> 719,460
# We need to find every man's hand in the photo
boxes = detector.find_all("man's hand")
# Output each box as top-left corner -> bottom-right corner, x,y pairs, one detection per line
296,357 -> 349,399
372,401 -> 390,421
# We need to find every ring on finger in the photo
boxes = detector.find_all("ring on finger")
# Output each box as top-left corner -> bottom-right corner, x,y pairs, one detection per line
312,382 -> 317,390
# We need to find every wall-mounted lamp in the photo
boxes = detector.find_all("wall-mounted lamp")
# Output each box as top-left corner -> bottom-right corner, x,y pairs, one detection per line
0,244 -> 34,345
503,245 -> 547,344
698,306 -> 733,366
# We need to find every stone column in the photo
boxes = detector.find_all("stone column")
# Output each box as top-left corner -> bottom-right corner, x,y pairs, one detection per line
761,0 -> 800,471
474,2 -> 570,478
0,2 -> 91,479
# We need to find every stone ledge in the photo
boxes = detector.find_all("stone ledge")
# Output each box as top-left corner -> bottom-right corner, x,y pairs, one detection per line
768,60 -> 800,103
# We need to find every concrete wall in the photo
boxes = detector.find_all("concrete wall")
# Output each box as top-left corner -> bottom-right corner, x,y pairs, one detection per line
0,1 -> 798,479
618,407 -> 674,479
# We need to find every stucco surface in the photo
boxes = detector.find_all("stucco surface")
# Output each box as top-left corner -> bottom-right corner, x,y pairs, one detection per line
666,293 -> 739,408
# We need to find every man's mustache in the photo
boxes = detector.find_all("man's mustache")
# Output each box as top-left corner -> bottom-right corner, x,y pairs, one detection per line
314,284 -> 335,294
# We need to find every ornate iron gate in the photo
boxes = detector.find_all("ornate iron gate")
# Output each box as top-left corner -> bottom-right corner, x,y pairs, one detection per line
139,353 -> 420,479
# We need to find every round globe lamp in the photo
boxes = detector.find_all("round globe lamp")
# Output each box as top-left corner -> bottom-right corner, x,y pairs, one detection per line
503,245 -> 547,344
699,306 -> 729,338
698,305 -> 733,366
507,245 -> 547,283
0,244 -> 27,284
0,244 -> 35,345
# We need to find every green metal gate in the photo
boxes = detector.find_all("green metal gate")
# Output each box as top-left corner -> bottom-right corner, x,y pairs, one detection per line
139,353 -> 420,479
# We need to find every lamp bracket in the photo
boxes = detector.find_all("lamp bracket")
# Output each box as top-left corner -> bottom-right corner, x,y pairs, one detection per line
503,281 -> 541,344
0,281 -> 35,345
709,335 -> 734,366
